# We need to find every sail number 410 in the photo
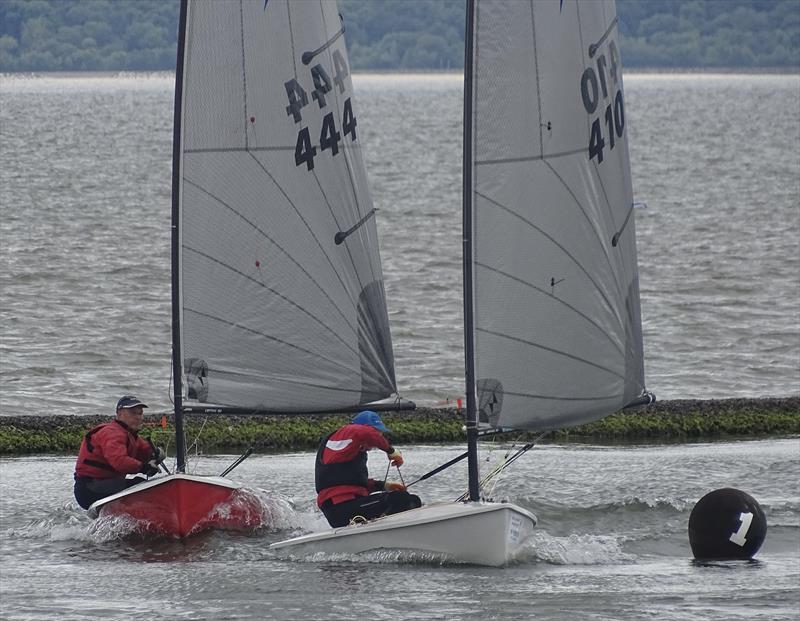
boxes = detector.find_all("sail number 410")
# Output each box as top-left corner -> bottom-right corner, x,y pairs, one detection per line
580,41 -> 625,164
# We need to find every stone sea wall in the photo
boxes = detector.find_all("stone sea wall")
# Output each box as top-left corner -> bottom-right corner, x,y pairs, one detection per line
0,397 -> 797,455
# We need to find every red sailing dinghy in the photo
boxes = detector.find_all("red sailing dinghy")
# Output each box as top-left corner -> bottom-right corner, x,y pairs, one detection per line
88,475 -> 262,538
90,0 -> 412,537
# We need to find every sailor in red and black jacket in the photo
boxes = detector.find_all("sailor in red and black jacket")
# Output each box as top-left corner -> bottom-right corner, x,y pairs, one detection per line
315,410 -> 422,528
73,395 -> 163,509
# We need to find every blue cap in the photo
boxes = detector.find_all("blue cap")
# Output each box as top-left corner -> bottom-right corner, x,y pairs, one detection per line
116,395 -> 148,410
351,410 -> 388,433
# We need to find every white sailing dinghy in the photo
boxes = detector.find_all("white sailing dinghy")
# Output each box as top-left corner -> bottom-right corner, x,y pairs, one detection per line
271,0 -> 653,565
89,0 -> 409,537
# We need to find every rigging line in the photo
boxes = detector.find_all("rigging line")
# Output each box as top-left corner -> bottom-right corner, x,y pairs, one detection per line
477,326 -> 627,382
302,13 -> 345,65
183,177 -> 358,339
542,162 -> 628,327
185,416 -> 209,475
476,261 -> 625,358
474,145 -> 585,167
453,432 -> 545,502
474,189 -> 624,335
588,16 -> 618,58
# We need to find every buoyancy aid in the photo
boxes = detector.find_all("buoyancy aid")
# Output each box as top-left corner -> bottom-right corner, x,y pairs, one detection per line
74,420 -> 150,479
314,432 -> 369,493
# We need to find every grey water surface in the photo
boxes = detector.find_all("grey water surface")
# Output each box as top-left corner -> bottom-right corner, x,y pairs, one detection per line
1,73 -> 798,416
0,73 -> 799,620
1,438 -> 799,620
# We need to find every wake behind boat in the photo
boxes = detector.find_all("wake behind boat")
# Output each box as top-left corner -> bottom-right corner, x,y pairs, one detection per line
88,0 -> 413,536
272,0 -> 653,566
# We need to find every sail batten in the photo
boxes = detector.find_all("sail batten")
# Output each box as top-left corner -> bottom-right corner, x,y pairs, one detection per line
174,0 -> 397,412
468,0 -> 648,431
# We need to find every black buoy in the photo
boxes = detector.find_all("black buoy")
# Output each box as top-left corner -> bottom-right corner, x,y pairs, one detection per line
688,488 -> 767,560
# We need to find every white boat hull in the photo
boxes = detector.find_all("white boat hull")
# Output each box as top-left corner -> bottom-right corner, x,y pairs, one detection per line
270,501 -> 537,566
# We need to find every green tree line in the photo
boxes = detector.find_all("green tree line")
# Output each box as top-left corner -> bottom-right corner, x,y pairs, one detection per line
0,0 -> 797,73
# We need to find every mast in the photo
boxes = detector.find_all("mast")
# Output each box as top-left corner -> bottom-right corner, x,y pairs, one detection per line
462,0 -> 480,502
170,0 -> 189,472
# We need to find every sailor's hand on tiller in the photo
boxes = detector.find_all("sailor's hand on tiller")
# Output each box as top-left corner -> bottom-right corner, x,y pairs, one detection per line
140,459 -> 160,477
152,446 -> 166,463
384,481 -> 406,492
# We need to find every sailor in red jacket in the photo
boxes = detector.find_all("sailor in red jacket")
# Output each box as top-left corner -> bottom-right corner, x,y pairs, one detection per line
73,395 -> 164,509
315,410 -> 422,527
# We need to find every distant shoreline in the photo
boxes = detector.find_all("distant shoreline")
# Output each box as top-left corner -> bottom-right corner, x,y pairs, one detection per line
2,67 -> 799,79
1,396 -> 797,455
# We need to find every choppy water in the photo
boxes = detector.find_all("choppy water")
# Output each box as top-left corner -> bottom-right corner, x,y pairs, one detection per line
1,438 -> 798,620
0,73 -> 798,417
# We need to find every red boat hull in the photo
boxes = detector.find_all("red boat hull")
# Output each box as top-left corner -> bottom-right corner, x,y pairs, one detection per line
90,474 -> 263,538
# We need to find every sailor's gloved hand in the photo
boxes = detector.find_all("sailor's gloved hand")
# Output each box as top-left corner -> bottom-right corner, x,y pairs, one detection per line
388,449 -> 403,467
140,459 -> 160,477
384,481 -> 406,492
152,446 -> 166,463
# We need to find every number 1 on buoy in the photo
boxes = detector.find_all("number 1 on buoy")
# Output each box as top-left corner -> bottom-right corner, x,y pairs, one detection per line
729,511 -> 754,546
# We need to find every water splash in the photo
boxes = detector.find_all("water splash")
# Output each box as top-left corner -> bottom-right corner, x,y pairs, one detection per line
521,530 -> 633,565
274,547 -> 458,567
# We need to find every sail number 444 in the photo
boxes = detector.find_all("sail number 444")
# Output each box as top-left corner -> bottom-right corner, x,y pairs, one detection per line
285,48 -> 357,171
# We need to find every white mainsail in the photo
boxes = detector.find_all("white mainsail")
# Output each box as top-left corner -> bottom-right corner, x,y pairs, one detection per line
467,0 -> 648,430
174,0 -> 396,412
